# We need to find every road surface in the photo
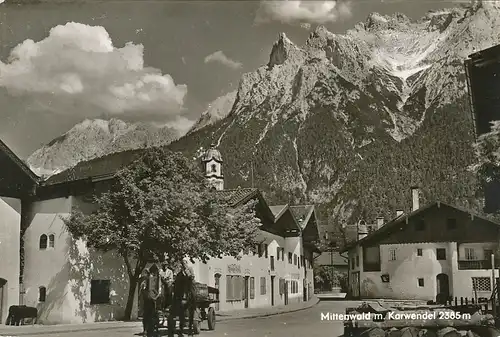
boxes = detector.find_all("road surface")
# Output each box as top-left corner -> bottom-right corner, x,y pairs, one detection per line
9,301 -> 350,337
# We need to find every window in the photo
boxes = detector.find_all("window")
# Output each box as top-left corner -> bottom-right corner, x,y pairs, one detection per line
226,275 -> 244,301
294,254 -> 297,265
389,249 -> 396,261
288,252 -> 293,264
48,234 -> 55,248
472,277 -> 491,292
351,258 -> 355,269
276,247 -> 280,260
211,164 -> 217,172
436,248 -> 446,260
250,277 -> 255,299
39,234 -> 48,250
415,219 -> 426,231
465,248 -> 477,260
418,278 -> 424,287
279,278 -> 285,295
38,286 -> 46,302
447,218 -> 457,230
270,256 -> 275,271
356,255 -> 359,267
282,248 -> 285,261
90,280 -> 110,304
258,245 -> 263,257
417,248 -> 423,256
260,277 -> 267,295
264,244 -> 268,258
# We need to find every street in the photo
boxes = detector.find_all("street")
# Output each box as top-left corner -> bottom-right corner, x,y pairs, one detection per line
8,301 -> 349,337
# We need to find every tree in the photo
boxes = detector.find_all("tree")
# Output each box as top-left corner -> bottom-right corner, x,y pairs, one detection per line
63,147 -> 261,320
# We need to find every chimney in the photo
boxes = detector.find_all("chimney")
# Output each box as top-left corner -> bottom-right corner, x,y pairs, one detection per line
376,217 -> 384,229
396,210 -> 404,217
357,220 -> 368,241
411,186 -> 420,212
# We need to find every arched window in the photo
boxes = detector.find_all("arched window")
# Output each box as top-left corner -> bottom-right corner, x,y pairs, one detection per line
49,234 -> 55,248
39,234 -> 48,250
39,286 -> 46,302
211,164 -> 217,173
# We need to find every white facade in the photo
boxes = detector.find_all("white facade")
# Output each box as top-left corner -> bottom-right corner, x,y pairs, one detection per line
349,241 -> 500,301
22,196 -> 137,324
0,197 -> 21,325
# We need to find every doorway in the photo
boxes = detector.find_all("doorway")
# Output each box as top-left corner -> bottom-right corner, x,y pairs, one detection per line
214,274 -> 221,311
0,278 -> 7,325
244,276 -> 249,308
271,276 -> 275,306
436,273 -> 450,304
303,279 -> 307,302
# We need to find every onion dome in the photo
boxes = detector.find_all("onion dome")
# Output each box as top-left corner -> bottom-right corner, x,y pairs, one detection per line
202,143 -> 223,162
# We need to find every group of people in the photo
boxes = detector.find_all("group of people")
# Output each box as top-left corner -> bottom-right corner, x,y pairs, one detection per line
140,261 -> 197,337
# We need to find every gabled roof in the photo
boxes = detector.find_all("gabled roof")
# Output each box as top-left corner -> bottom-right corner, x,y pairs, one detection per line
340,201 -> 500,253
290,205 -> 315,230
44,148 -> 145,185
0,139 -> 40,183
215,188 -> 260,207
269,205 -> 288,221
316,251 -> 348,266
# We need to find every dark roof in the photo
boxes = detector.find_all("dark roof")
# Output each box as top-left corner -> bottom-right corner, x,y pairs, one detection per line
316,251 -> 348,266
269,205 -> 288,220
340,201 -> 500,253
215,188 -> 259,207
468,43 -> 500,61
44,148 -> 146,185
290,205 -> 315,230
0,139 -> 40,183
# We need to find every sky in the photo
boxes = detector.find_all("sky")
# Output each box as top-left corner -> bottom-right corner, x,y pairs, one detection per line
0,0 -> 467,158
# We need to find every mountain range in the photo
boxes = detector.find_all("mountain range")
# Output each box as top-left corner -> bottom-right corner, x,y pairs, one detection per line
28,1 -> 500,242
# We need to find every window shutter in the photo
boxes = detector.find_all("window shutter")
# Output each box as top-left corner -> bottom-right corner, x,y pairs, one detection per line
250,277 -> 255,299
239,276 -> 244,300
226,276 -> 232,301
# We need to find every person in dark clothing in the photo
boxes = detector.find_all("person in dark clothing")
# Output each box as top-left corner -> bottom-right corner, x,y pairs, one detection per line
142,270 -> 160,337
168,264 -> 197,337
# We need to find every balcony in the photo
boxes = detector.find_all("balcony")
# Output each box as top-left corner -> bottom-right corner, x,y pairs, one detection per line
363,262 -> 381,272
458,260 -> 496,270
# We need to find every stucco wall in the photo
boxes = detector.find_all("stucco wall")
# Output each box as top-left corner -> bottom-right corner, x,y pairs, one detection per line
357,243 -> 455,300
191,231 -> 309,311
0,197 -> 21,325
23,196 -> 137,324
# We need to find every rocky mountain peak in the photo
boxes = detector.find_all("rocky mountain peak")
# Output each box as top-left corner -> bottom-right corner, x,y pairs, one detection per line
268,32 -> 303,68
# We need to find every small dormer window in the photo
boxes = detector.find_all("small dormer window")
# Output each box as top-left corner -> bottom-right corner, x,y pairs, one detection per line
211,164 -> 217,172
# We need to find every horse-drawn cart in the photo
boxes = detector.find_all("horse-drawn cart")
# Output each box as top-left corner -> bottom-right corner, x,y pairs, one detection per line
156,282 -> 219,335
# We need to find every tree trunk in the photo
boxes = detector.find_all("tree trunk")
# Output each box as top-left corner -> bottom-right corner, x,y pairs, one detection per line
124,275 -> 139,321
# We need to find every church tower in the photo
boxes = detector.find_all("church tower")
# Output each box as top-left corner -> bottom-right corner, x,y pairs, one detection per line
202,144 -> 224,190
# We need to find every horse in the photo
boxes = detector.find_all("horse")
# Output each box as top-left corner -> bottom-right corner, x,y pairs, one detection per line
168,269 -> 197,337
6,305 -> 38,325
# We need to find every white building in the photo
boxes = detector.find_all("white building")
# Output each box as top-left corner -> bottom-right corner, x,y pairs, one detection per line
0,140 -> 320,324
341,187 -> 500,302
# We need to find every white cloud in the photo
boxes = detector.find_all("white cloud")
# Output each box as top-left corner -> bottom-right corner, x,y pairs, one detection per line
0,22 -> 187,117
255,1 -> 352,25
204,51 -> 242,70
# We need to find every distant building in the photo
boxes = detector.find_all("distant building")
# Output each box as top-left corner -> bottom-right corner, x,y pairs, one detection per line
341,187 -> 500,302
0,140 -> 320,324
465,44 -> 500,213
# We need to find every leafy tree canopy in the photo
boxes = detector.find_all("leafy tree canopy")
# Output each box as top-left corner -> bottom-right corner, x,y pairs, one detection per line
63,147 -> 261,319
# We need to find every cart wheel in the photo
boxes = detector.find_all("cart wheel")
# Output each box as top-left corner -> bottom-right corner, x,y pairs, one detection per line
207,307 -> 216,330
